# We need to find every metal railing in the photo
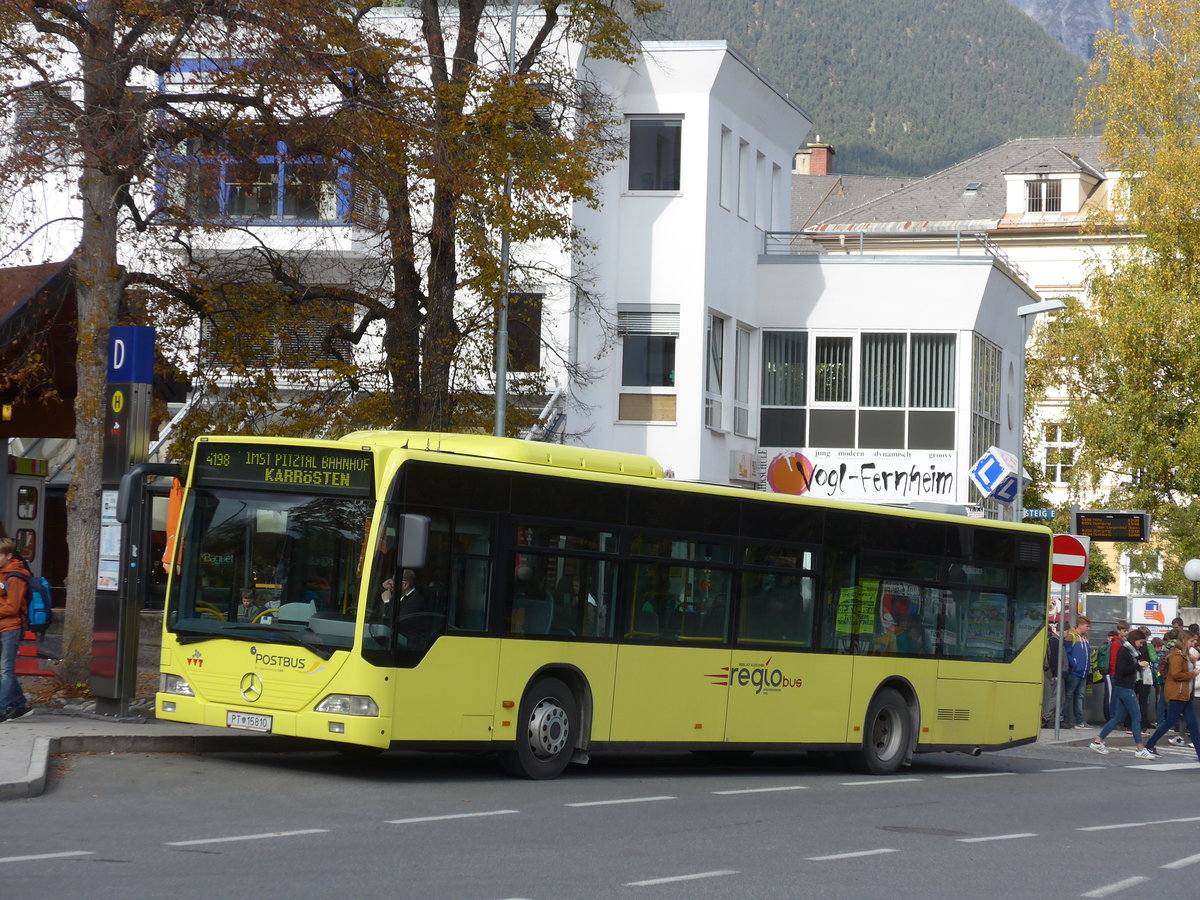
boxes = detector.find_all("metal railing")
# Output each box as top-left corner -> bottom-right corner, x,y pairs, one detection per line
763,230 -> 1030,285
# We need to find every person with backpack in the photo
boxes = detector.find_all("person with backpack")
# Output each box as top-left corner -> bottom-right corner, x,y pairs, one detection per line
0,536 -> 33,722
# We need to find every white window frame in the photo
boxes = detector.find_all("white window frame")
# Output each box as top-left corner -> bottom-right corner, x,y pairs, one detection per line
626,116 -> 683,193
734,325 -> 752,436
705,313 -> 726,430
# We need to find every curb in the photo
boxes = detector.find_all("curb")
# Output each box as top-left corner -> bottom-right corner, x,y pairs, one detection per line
1,732 -> 319,802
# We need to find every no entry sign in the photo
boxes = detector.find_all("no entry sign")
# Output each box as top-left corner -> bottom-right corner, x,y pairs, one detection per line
1052,533 -> 1090,585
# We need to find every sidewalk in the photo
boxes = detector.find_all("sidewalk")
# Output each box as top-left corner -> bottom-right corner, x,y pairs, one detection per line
2,624 -> 308,801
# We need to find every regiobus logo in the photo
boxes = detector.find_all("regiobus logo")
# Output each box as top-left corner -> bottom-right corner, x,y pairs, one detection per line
707,658 -> 803,695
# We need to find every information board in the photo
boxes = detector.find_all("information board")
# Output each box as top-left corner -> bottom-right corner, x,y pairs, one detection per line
1074,511 -> 1149,543
192,442 -> 374,498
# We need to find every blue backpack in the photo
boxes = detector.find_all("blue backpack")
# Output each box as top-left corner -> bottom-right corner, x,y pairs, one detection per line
6,571 -> 52,635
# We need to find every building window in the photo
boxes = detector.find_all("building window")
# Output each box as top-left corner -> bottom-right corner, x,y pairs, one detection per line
971,335 -> 1002,509
705,314 -> 725,428
860,333 -> 906,408
1025,178 -> 1062,213
734,326 -> 752,436
719,126 -> 734,210
908,333 -> 955,450
737,139 -> 752,219
500,292 -> 543,373
1043,421 -> 1075,484
813,336 -> 852,403
760,331 -> 807,446
167,136 -> 345,223
628,118 -> 682,191
618,304 -> 679,422
201,289 -> 351,371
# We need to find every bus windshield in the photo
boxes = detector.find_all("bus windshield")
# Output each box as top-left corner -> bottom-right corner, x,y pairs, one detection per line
166,487 -> 372,654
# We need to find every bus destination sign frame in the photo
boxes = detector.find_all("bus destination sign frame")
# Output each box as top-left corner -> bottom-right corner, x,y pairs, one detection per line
1073,510 -> 1149,543
193,442 -> 374,498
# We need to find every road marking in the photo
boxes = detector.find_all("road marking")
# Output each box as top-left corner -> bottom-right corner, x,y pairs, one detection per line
1039,766 -> 1104,772
565,796 -> 676,808
712,785 -> 808,795
625,870 -> 738,887
1128,762 -> 1200,772
0,851 -> 94,864
1078,815 -> 1200,833
386,810 -> 520,825
944,772 -> 1015,780
1161,851 -> 1200,870
806,848 -> 898,861
1081,875 -> 1149,897
957,833 -> 1037,843
839,778 -> 921,786
166,828 -> 329,847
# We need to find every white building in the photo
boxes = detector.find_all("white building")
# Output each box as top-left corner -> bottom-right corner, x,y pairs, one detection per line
566,44 -> 1037,515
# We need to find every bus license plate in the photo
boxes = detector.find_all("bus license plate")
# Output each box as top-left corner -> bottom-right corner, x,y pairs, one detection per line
227,711 -> 273,733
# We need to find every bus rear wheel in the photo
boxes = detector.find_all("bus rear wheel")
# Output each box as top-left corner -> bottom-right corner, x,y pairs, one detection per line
854,688 -> 911,775
501,677 -> 578,780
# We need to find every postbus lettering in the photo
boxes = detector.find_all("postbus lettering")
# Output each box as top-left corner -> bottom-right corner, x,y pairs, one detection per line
254,652 -> 306,668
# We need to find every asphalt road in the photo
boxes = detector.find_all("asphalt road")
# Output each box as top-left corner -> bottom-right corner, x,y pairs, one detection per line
5,742 -> 1199,899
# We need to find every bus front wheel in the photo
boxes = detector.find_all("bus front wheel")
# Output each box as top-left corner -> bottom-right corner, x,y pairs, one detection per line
854,688 -> 911,775
502,677 -> 578,780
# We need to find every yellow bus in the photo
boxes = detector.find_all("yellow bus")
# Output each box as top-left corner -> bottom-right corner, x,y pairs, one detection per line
152,431 -> 1051,778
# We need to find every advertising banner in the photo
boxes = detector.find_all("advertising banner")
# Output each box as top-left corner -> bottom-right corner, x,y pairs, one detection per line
758,447 -> 957,504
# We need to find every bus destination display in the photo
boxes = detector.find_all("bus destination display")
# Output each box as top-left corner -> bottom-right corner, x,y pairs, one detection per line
1074,511 -> 1149,543
194,442 -> 374,497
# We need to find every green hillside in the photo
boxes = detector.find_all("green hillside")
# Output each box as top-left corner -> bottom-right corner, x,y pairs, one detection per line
646,0 -> 1088,176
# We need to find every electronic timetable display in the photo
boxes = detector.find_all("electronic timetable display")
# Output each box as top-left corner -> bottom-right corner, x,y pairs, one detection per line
193,442 -> 374,497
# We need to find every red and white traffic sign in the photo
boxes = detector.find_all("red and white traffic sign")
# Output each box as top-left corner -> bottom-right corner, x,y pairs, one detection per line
1052,533 -> 1091,585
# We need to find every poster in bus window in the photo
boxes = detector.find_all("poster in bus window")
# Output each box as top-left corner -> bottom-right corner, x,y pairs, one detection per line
965,592 -> 1008,657
836,579 -> 879,636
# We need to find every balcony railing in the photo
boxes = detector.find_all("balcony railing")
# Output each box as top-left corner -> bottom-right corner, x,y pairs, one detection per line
764,230 -> 1030,285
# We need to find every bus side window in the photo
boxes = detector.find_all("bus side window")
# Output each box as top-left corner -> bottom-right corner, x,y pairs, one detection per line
626,562 -> 663,639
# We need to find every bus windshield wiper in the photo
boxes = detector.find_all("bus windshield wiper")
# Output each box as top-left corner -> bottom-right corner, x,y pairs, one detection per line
227,623 -> 336,660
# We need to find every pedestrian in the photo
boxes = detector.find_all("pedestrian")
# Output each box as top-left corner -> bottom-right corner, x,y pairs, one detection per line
1063,616 -> 1092,729
0,536 -> 34,722
1090,628 -> 1154,758
1150,636 -> 1165,727
1134,627 -> 1155,729
1144,631 -> 1200,761
1043,617 -> 1067,727
1102,623 -> 1129,721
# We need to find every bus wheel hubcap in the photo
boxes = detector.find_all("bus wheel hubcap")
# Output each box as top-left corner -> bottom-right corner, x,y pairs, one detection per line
873,709 -> 899,758
528,699 -> 569,758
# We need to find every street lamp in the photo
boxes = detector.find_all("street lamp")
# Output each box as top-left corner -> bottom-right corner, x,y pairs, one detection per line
1015,299 -> 1067,522
1184,559 -> 1200,607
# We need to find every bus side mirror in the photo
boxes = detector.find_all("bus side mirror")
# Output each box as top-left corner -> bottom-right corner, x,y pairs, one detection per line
116,463 -> 183,523
398,514 -> 430,569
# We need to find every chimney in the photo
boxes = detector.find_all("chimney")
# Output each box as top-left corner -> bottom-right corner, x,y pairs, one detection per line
793,137 -> 835,176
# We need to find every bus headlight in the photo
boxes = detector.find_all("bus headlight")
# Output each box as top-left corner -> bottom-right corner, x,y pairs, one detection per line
315,694 -> 379,717
160,673 -> 194,697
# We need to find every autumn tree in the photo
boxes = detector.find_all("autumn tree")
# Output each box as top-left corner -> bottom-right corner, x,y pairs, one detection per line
0,3 -> 359,682
1028,0 -> 1200,601
0,2 -> 657,681
149,2 -> 660,449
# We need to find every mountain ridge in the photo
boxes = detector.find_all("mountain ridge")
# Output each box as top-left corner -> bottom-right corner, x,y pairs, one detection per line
649,0 -> 1089,177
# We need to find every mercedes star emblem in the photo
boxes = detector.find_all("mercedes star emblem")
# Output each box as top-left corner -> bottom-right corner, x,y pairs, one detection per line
240,672 -> 264,703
